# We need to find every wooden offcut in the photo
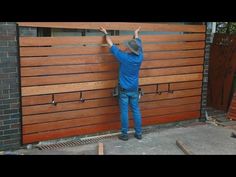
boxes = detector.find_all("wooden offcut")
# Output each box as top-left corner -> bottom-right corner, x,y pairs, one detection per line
98,143 -> 104,155
176,140 -> 194,155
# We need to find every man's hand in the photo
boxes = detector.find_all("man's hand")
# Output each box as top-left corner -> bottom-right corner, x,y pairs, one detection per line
99,26 -> 113,47
134,26 -> 141,39
99,27 -> 108,35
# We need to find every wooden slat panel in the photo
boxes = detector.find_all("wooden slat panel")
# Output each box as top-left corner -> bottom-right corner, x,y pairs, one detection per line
22,85 -> 202,106
22,110 -> 200,144
20,50 -> 204,67
21,82 -> 202,106
21,73 -> 203,96
21,66 -> 203,86
17,22 -> 206,32
23,113 -> 119,134
20,34 -> 206,47
22,95 -> 201,116
22,89 -> 113,106
20,44 -> 205,57
19,22 -> 206,144
23,102 -> 200,125
23,97 -> 200,134
21,57 -> 203,77
23,97 -> 118,116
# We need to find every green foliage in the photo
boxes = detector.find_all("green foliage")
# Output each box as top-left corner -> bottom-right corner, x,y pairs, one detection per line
216,22 -> 236,34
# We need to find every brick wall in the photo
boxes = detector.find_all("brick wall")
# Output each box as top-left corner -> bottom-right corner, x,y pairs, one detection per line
0,22 -> 37,151
0,22 -> 20,150
200,22 -> 213,121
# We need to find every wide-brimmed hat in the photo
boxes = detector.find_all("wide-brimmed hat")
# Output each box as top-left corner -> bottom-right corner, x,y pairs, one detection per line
124,39 -> 140,55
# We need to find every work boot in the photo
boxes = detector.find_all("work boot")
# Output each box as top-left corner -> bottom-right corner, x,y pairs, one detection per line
118,134 -> 129,141
134,133 -> 142,140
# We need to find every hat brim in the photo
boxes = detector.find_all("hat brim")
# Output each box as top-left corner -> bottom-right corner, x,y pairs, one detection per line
124,40 -> 140,55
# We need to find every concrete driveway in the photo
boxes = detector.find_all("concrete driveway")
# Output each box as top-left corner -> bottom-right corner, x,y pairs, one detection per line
10,123 -> 236,155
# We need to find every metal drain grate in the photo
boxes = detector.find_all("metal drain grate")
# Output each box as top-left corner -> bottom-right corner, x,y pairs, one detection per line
36,133 -> 118,151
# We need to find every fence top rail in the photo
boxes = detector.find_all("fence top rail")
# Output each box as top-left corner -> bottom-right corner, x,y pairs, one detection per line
17,22 -> 206,32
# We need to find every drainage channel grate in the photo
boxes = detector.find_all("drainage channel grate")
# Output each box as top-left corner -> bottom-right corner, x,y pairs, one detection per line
36,128 -> 155,151
36,134 -> 118,151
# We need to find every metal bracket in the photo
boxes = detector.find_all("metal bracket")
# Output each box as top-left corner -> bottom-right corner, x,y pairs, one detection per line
79,91 -> 85,103
168,83 -> 174,94
51,94 -> 57,106
156,83 -> 174,95
156,84 -> 162,95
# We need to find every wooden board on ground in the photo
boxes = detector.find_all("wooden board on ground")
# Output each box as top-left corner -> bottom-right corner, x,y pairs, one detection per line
98,142 -> 104,155
176,140 -> 194,155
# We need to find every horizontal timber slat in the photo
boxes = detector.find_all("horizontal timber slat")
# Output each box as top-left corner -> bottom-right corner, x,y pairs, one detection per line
17,22 -> 206,32
22,95 -> 201,116
23,102 -> 200,125
21,73 -> 203,96
21,82 -> 202,106
20,34 -> 205,46
22,110 -> 200,144
21,65 -> 203,86
21,57 -> 204,76
20,50 -> 204,68
20,42 -> 205,57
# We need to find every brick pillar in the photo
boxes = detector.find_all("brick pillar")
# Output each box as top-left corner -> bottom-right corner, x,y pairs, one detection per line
0,22 -> 20,150
200,22 -> 213,121
0,23 -> 37,151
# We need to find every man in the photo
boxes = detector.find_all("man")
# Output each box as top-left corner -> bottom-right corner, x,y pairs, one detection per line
99,26 -> 144,141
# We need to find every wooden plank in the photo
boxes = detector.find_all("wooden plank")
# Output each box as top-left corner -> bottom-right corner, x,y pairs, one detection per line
23,121 -> 121,144
22,82 -> 202,106
23,109 -> 200,134
21,63 -> 119,76
142,58 -> 203,69
21,54 -> 116,67
20,50 -> 204,68
98,143 -> 104,155
22,97 -> 118,115
140,88 -> 201,102
145,50 -> 204,60
22,110 -> 200,144
141,81 -> 202,94
21,66 -> 203,87
23,113 -> 120,134
20,46 -> 109,57
21,58 -> 203,77
20,44 -> 205,57
171,81 -> 202,90
143,111 -> 200,125
17,22 -> 206,32
21,73 -> 203,96
21,72 -> 118,86
20,34 -> 206,47
23,102 -> 200,125
22,95 -> 201,116
22,89 -> 113,106
21,95 -> 52,106
22,89 -> 201,115
176,140 -> 194,155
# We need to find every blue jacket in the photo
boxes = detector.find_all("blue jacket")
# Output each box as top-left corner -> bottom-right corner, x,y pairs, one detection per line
110,38 -> 143,91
